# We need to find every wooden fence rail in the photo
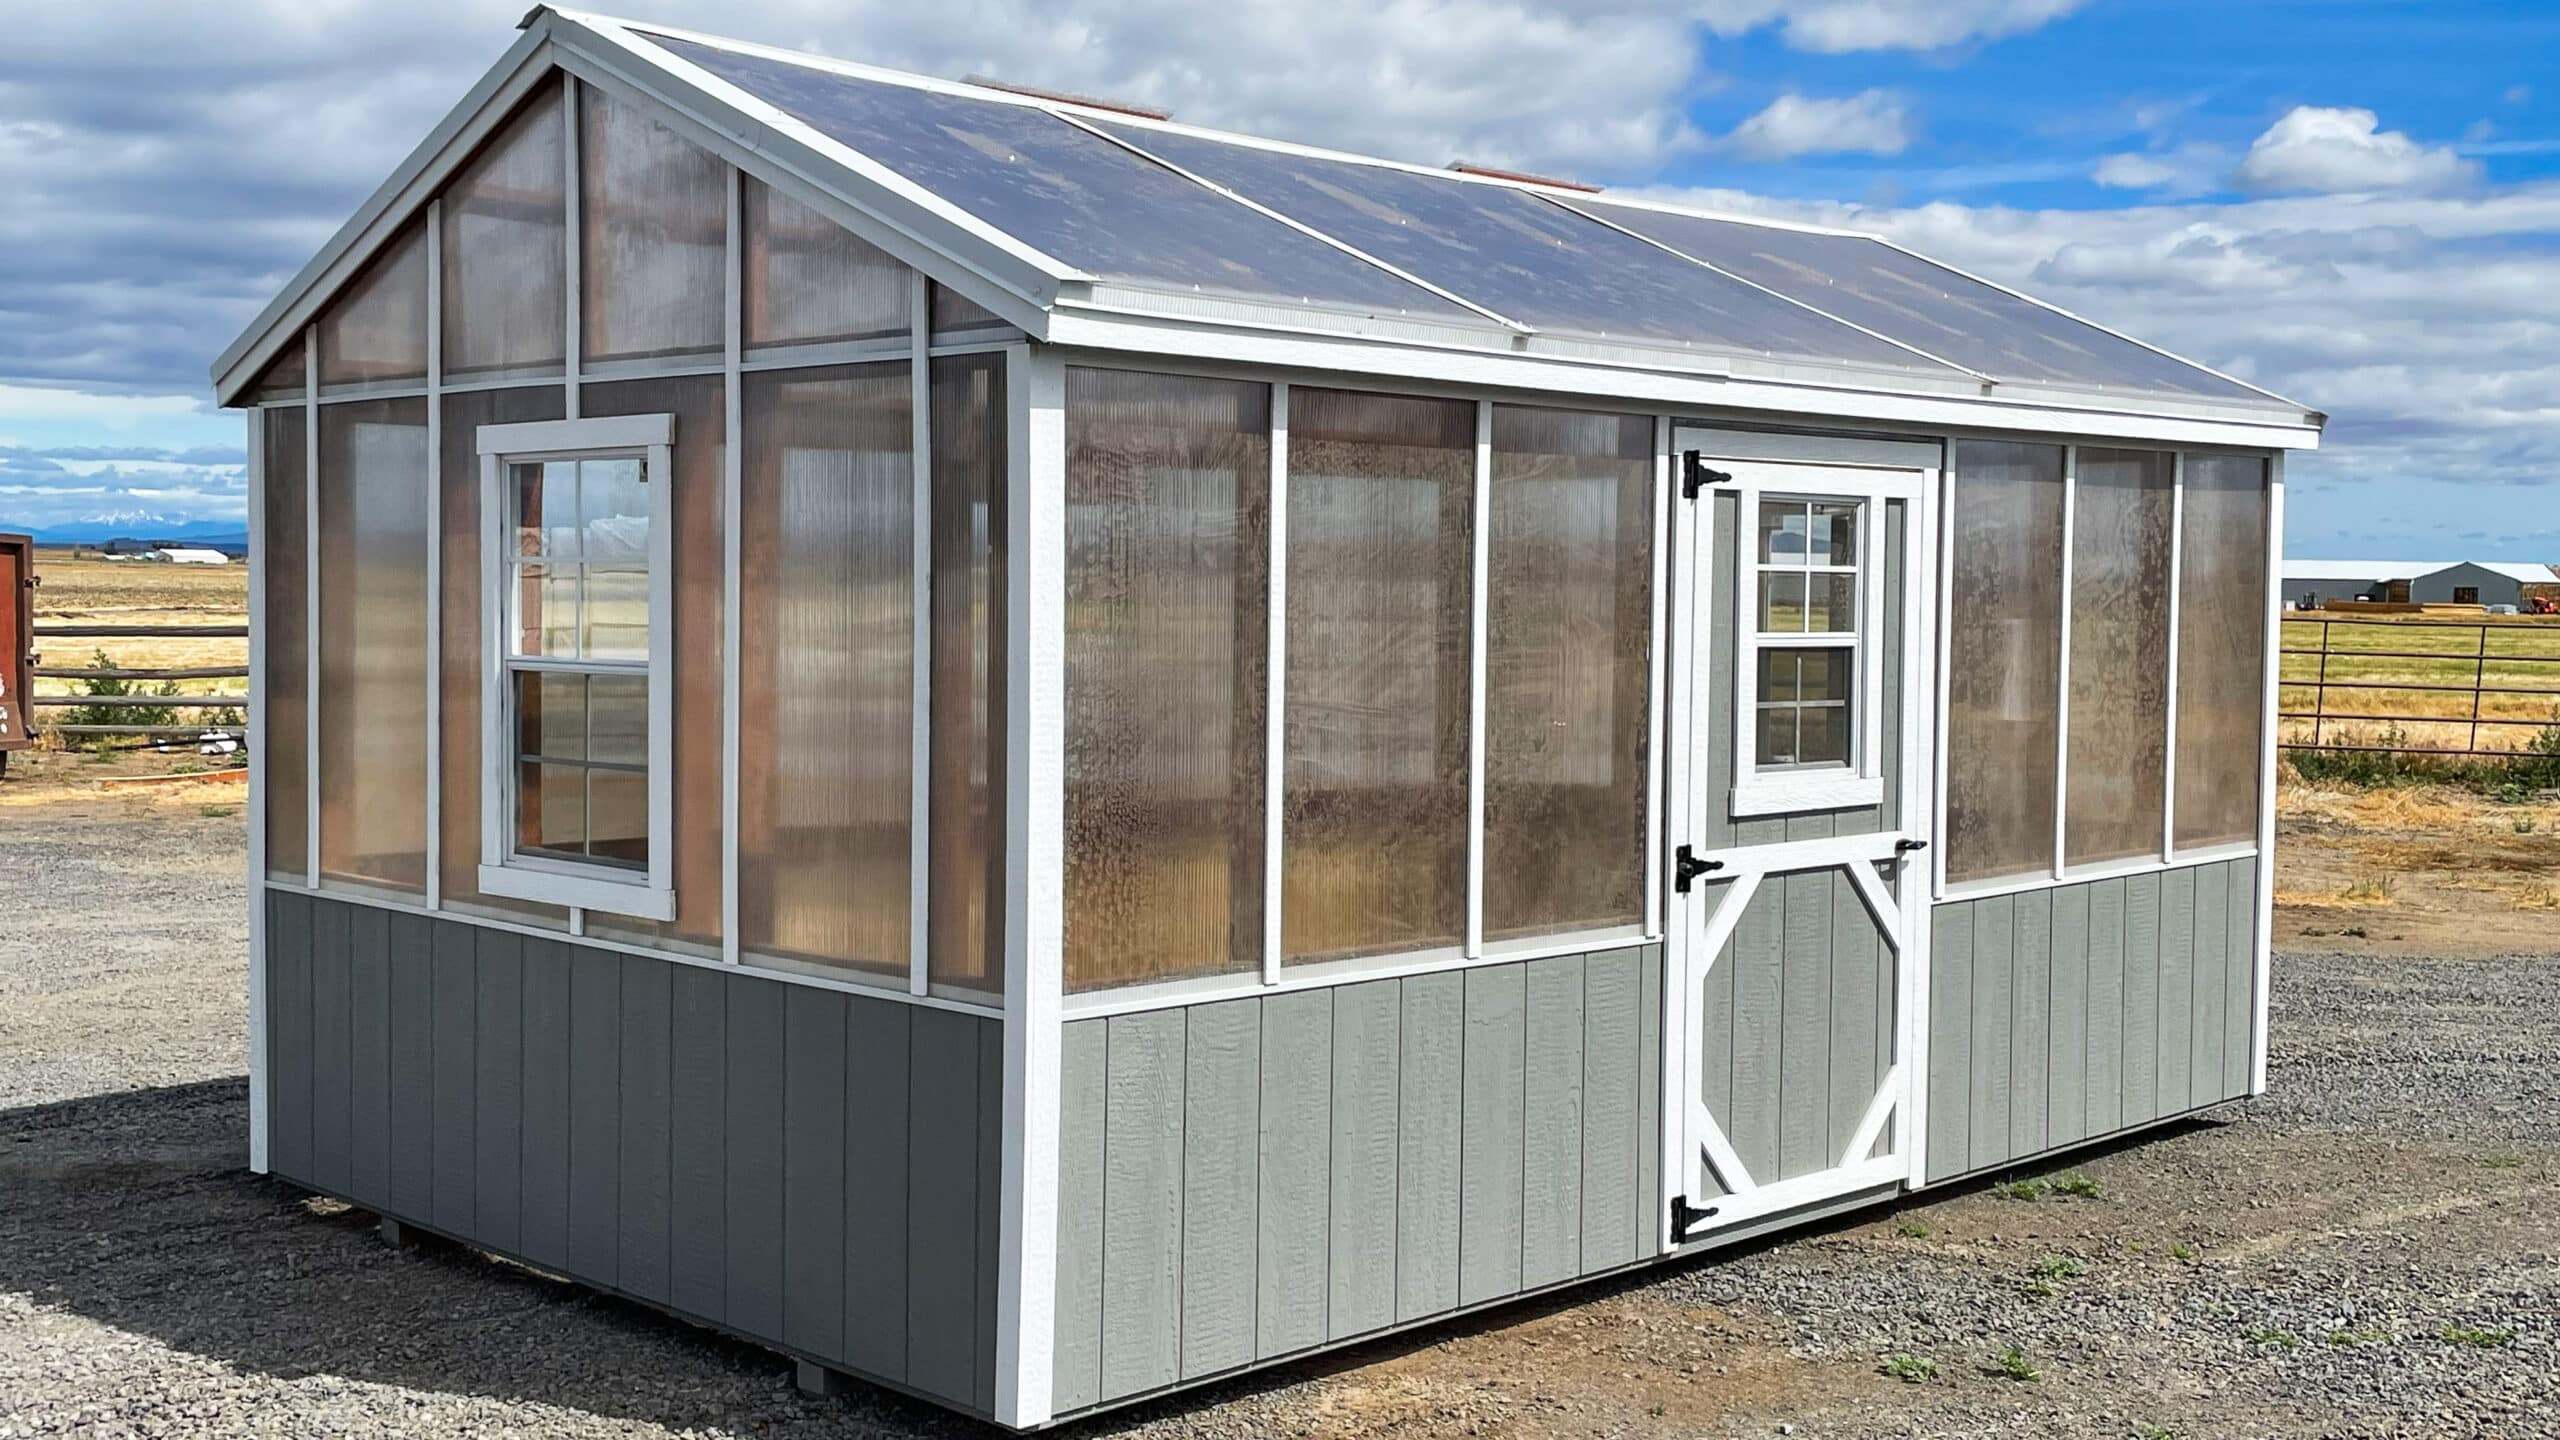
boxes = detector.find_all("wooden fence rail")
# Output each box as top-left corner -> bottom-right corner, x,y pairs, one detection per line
27,621 -> 250,738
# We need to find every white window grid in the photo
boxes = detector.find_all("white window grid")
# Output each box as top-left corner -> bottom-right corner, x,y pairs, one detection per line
1750,496 -> 1864,774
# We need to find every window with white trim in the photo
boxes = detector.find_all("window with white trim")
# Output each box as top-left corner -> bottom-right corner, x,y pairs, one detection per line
475,415 -> 677,919
1731,483 -> 1887,816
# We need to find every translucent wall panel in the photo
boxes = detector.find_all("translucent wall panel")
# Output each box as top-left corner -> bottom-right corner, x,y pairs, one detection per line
316,398 -> 430,891
1945,440 -> 2064,886
742,178 -> 910,349
580,85 -> 726,365
738,364 -> 913,975
251,336 -> 306,404
1568,202 -> 2275,403
930,281 -> 1008,337
1063,368 -> 1269,991
649,35 -> 1471,320
582,375 -> 724,952
929,353 -> 1007,994
1101,124 -> 1948,373
2175,455 -> 2271,851
1483,406 -> 1652,941
441,81 -> 567,379
262,404 -> 308,880
317,223 -> 428,389
2065,448 -> 2174,867
439,384 -> 568,926
1283,388 -> 1474,961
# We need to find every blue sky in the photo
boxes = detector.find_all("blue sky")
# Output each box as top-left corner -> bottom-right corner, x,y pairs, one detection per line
7,0 -> 2557,558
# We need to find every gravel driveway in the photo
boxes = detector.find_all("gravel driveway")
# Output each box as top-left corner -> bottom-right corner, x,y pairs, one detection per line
1,790 -> 2551,1438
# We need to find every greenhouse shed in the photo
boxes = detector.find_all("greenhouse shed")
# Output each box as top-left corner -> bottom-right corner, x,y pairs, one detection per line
213,8 -> 2316,1427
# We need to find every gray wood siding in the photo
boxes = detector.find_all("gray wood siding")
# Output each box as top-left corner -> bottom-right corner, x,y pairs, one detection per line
262,893 -> 1003,1417
1922,858 -> 2261,1183
1052,944 -> 1664,1415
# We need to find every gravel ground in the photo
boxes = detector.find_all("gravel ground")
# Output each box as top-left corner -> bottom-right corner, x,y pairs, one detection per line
1,791 -> 2552,1439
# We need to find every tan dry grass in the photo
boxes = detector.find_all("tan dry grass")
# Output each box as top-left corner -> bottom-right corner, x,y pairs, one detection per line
26,550 -> 248,704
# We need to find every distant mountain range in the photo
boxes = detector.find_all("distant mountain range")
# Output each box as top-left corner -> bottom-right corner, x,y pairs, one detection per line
16,518 -> 251,550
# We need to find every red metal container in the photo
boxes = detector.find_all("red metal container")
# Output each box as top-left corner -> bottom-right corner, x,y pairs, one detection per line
0,533 -> 32,765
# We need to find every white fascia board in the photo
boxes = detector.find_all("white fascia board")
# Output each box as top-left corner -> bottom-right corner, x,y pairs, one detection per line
211,26 -> 558,404
548,16 -> 1074,333
1041,311 -> 2324,453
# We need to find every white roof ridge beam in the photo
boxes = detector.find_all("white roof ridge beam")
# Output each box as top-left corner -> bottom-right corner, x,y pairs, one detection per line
1863,234 -> 2313,416
1045,110 -> 1536,338
559,12 -> 1097,295
1547,195 -> 1998,387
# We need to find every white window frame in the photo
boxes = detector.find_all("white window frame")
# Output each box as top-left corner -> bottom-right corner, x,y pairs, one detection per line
1727,465 -> 1899,817
474,413 -> 678,919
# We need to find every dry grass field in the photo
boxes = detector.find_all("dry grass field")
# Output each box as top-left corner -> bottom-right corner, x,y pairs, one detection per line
21,548 -> 249,771
2279,610 -> 2560,755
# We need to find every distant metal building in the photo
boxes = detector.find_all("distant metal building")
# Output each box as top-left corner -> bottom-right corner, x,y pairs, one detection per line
2409,561 -> 2559,608
2278,558 -> 2427,607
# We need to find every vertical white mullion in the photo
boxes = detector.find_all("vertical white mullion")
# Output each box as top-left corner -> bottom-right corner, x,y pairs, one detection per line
2052,445 -> 2076,879
1262,383 -> 1289,985
2250,456 -> 2283,1094
245,405 -> 271,1174
425,198 -> 444,912
1643,416 -> 1670,938
304,326 -> 321,890
994,343 -> 1065,1428
1901,448 -> 1944,1190
907,269 -> 933,996
646,441 -> 676,906
562,75 -> 582,423
480,454 -> 508,897
2161,453 -> 2187,862
1464,400 -> 1491,958
720,167 -> 743,967
1658,433 -> 1702,1243
1861,502 -> 1884,780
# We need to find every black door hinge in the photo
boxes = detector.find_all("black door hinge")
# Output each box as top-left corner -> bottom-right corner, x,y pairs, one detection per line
1671,1193 -> 1720,1243
1672,844 -> 1724,894
1680,452 -> 1729,500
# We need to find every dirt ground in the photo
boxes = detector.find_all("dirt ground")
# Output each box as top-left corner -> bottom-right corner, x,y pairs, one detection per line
0,768 -> 2552,1439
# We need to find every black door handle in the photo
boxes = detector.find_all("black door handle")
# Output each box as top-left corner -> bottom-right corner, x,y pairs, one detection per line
1894,838 -> 1928,853
1673,845 -> 1725,893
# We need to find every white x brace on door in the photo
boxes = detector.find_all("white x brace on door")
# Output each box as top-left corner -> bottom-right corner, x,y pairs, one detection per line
1661,430 -> 1937,1245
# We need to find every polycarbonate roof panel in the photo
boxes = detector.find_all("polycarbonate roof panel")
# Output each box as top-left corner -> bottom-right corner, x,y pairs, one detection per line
1095,122 -> 1953,374
650,35 -> 1477,320
1569,200 -> 2269,401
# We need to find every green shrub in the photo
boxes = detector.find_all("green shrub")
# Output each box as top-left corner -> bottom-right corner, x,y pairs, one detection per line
59,650 -> 183,731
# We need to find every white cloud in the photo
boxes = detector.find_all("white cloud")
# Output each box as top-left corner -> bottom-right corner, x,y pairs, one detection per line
2506,83 -> 2533,106
2090,143 -> 2226,198
1695,0 -> 2086,53
1725,91 -> 1912,161
2232,106 -> 2476,195
0,384 -> 207,426
2092,154 -> 2179,189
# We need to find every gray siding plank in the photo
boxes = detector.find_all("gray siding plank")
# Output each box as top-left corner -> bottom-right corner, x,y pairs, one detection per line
429,917 -> 475,1234
1926,902 -> 1972,1181
473,930 -> 524,1251
1052,1022 -> 1107,1415
845,998 -> 912,1382
347,909 -> 391,1210
2122,872 -> 2162,1125
783,988 -> 849,1360
2191,862 -> 2231,1108
617,957 -> 674,1306
975,1023 -> 1001,1415
2227,859 -> 2259,1099
1726,881 -> 1784,1185
309,902 -> 353,1199
1257,990 -> 1333,1359
1967,894 -> 2013,1173
383,915 -> 433,1221
566,947 -> 621,1288
2085,878 -> 2127,1137
1636,945 -> 1661,1251
1776,869 -> 1832,1182
517,938 -> 572,1270
2009,888 -> 2051,1159
2048,884 -> 2090,1148
906,1010 -> 987,1406
1329,979 -> 1401,1337
1396,971 -> 1464,1322
724,976 -> 787,1339
2158,866 -> 2196,1116
1697,878 -> 1738,1198
1827,871 -> 1881,1174
668,964 -> 727,1323
1180,999 -> 1260,1377
1522,955 -> 1587,1289
1097,1009 -> 1183,1401
1458,964 -> 1528,1306
267,893 -> 314,1183
1580,950 -> 1641,1274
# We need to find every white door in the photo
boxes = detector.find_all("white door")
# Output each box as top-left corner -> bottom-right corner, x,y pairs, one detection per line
1661,430 -> 1936,1244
